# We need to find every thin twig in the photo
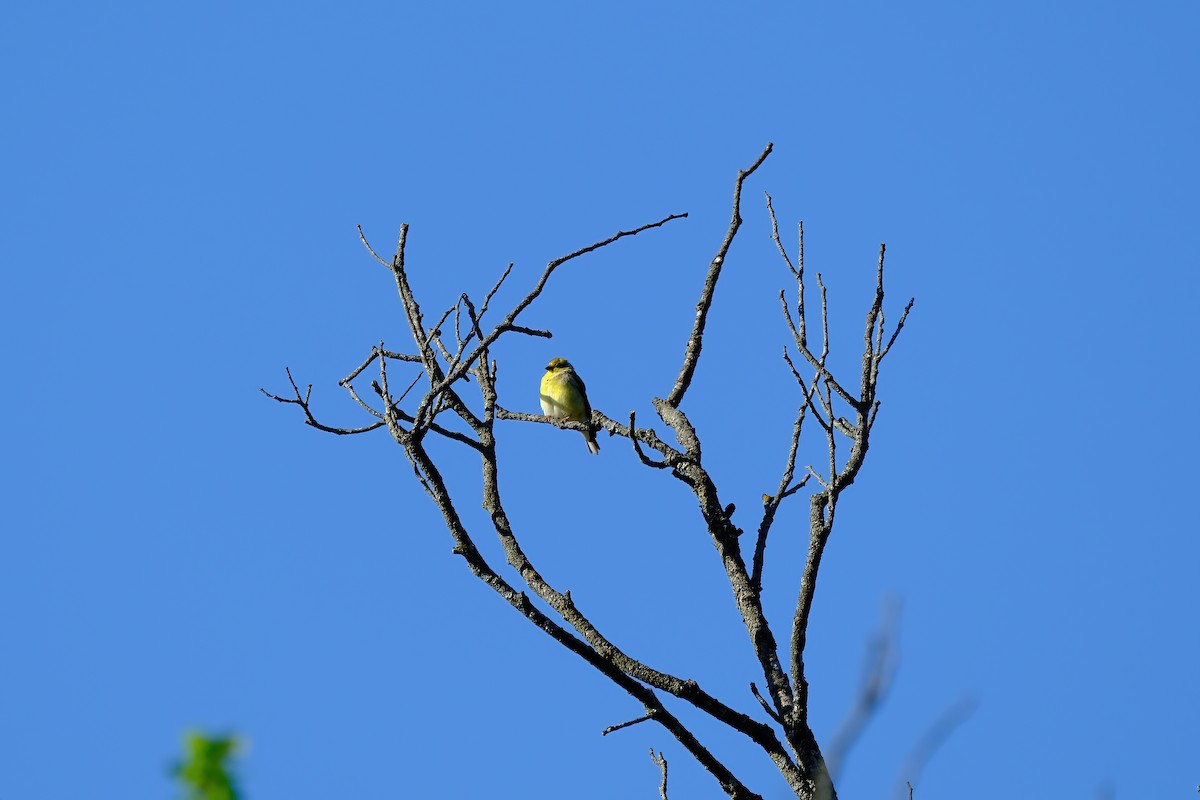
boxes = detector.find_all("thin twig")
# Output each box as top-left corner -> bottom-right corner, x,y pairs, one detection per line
504,324 -> 552,338
764,191 -> 797,276
343,381 -> 384,418
650,749 -> 670,800
427,303 -> 458,348
785,265 -> 858,411
879,297 -> 916,360
340,350 -> 379,386
260,368 -> 385,435
805,466 -> 830,490
480,262 -> 514,318
629,411 -> 670,469
357,224 -> 391,268
394,371 -> 425,406
602,712 -> 655,736
749,682 -> 782,724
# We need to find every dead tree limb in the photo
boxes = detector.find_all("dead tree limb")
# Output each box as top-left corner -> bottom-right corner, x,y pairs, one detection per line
265,145 -> 915,800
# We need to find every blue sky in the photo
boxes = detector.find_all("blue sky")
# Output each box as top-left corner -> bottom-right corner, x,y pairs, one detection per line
2,1 -> 1197,798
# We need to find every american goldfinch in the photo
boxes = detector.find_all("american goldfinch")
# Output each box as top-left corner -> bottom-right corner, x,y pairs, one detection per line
540,357 -> 599,454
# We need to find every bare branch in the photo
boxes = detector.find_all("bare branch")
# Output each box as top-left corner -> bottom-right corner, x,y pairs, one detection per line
374,381 -> 483,451
340,349 -> 380,386
480,262 -> 514,318
602,712 -> 655,736
665,142 -> 773,407
783,260 -> 858,413
650,749 -> 670,800
382,348 -> 423,362
503,324 -> 553,338
356,224 -> 391,268
817,273 -> 830,364
629,411 -> 670,469
426,302 -> 460,363
386,224 -> 434,384
765,191 -> 797,277
879,296 -> 916,360
477,417 -> 798,781
796,220 -> 807,347
381,229 -> 489,444
804,466 -> 830,490
496,407 -> 685,468
372,235 -> 490,440
260,368 -> 385,435
406,434 -> 767,800
752,385 -> 815,593
343,380 -> 385,418
499,213 -> 688,341
496,407 -> 596,436
394,370 -> 424,405
598,411 -> 686,464
780,292 -> 801,358
645,429 -> 802,769
377,340 -> 398,432
783,234 -> 912,780
823,383 -> 837,508
779,344 -> 806,387
862,244 -> 887,395
750,682 -> 782,725
797,220 -> 805,287
430,303 -> 459,344
452,293 -> 486,369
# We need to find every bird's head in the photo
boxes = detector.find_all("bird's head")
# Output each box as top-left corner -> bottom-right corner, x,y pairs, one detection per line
545,357 -> 573,372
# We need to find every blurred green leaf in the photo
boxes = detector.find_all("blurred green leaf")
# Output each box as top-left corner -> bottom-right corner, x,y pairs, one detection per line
173,731 -> 243,800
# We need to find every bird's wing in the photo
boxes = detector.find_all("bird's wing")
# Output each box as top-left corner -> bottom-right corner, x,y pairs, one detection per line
570,371 -> 593,420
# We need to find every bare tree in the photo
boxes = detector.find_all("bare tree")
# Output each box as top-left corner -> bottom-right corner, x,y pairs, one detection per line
263,143 -> 914,800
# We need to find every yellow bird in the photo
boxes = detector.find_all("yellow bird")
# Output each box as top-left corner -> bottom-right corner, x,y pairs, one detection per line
540,357 -> 599,454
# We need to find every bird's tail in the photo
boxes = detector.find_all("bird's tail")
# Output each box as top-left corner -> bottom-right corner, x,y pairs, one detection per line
584,429 -> 600,455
